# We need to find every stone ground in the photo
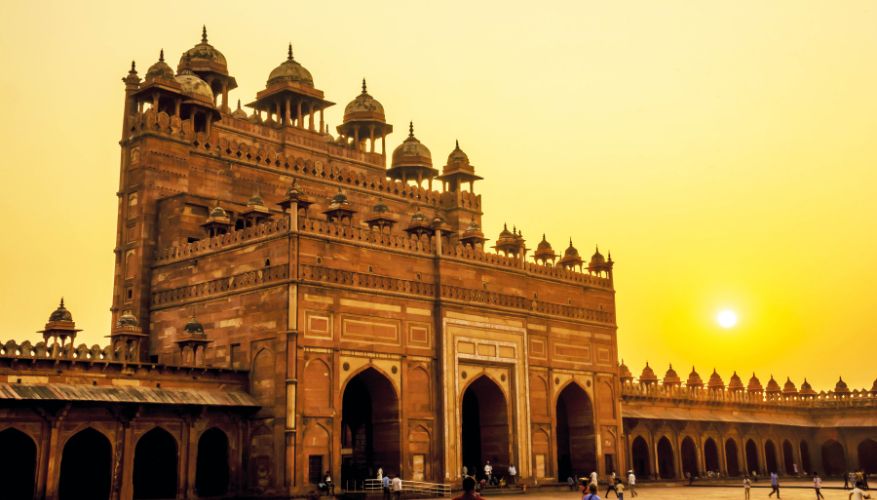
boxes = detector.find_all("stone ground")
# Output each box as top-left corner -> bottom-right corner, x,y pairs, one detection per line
435,481 -> 860,500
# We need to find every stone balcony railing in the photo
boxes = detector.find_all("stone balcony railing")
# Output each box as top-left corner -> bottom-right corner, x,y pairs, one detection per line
152,264 -> 289,307
621,381 -> 877,408
155,218 -> 290,264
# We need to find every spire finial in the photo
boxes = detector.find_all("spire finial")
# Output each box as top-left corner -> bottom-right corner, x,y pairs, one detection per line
159,49 -> 164,63
569,238 -> 573,246
236,99 -> 242,110
201,25 -> 208,43
362,78 -> 367,94
130,60 -> 136,72
455,139 -> 460,149
60,297 -> 65,308
287,43 -> 293,61
409,121 -> 414,137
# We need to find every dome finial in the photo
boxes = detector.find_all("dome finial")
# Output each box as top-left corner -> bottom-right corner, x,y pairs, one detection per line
409,121 -> 414,137
455,139 -> 460,149
287,42 -> 293,61
130,60 -> 136,72
60,297 -> 65,308
362,78 -> 367,94
201,25 -> 208,43
159,49 -> 164,63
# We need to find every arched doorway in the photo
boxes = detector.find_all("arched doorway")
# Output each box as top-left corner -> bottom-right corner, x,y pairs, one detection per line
704,438 -> 720,473
745,439 -> 759,475
196,428 -> 230,497
341,368 -> 401,483
0,428 -> 36,499
657,436 -> 676,479
461,376 -> 510,479
765,440 -> 778,474
631,436 -> 651,478
133,427 -> 178,499
59,428 -> 112,500
821,440 -> 846,476
555,383 -> 596,481
858,439 -> 877,474
800,441 -> 812,473
681,437 -> 698,478
782,440 -> 795,475
726,439 -> 741,476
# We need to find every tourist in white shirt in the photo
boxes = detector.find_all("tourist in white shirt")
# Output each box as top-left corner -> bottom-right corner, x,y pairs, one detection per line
849,481 -> 871,500
627,470 -> 637,497
813,472 -> 824,500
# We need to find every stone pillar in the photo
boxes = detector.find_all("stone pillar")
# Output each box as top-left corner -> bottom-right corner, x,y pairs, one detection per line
222,81 -> 229,112
296,101 -> 303,128
284,98 -> 291,127
308,103 -> 315,131
183,417 -> 195,499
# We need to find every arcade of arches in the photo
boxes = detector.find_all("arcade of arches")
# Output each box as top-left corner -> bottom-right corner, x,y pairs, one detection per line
625,422 -> 877,480
340,368 -> 401,483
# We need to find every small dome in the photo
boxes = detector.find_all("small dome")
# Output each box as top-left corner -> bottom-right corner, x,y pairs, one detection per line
708,369 -> 724,390
373,200 -> 390,214
232,99 -> 248,119
145,49 -> 175,82
834,376 -> 850,394
870,377 -> 877,395
747,373 -> 763,392
728,371 -> 744,391
619,360 -> 633,382
443,140 -> 476,175
248,193 -> 266,207
800,378 -> 816,396
178,26 -> 228,75
175,70 -> 214,104
534,234 -> 556,262
462,221 -> 484,238
782,377 -> 798,395
687,367 -> 704,388
640,362 -> 658,384
663,364 -> 681,386
208,205 -> 229,219
590,246 -> 606,266
343,79 -> 386,123
267,44 -> 314,87
564,240 -> 580,258
184,316 -> 205,335
330,189 -> 349,207
49,298 -> 73,322
391,122 -> 432,169
765,375 -> 782,393
116,311 -> 139,328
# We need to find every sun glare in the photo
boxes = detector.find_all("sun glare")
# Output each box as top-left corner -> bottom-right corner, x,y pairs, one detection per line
716,309 -> 738,329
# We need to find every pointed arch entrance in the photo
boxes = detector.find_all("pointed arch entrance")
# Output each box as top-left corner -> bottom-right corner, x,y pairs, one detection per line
765,440 -> 779,474
725,439 -> 741,476
631,436 -> 651,478
681,437 -> 698,477
704,438 -> 720,473
196,427 -> 230,497
858,439 -> 877,474
782,440 -> 794,474
745,439 -> 759,475
800,441 -> 812,473
0,428 -> 36,499
341,367 -> 401,483
133,427 -> 178,499
821,440 -> 846,476
461,375 -> 510,479
59,427 -> 112,500
657,436 -> 676,479
555,382 -> 596,480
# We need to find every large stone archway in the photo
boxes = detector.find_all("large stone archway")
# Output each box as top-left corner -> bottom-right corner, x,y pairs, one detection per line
657,436 -> 675,479
196,427 -> 230,497
704,437 -> 720,473
745,439 -> 760,475
461,376 -> 510,479
59,428 -> 112,500
821,440 -> 846,476
0,428 -> 37,499
555,382 -> 596,480
341,367 -> 401,483
133,427 -> 178,499
858,439 -> 877,474
681,437 -> 698,477
765,440 -> 779,474
631,436 -> 651,478
782,440 -> 795,474
726,438 -> 741,476
800,441 -> 812,473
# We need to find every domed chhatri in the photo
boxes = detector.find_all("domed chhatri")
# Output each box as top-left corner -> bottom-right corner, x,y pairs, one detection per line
493,224 -> 525,257
145,49 -> 175,82
687,367 -> 704,388
388,122 -> 438,187
48,298 -> 74,323
783,377 -> 798,395
364,199 -> 398,232
268,43 -> 314,87
618,360 -> 633,383
116,311 -> 139,329
323,188 -> 357,224
436,140 -> 482,193
337,79 -> 393,155
177,26 -> 237,110
663,364 -> 681,387
708,369 -> 724,390
747,373 -> 764,393
459,220 -> 486,248
559,239 -> 584,270
39,298 -> 81,346
533,234 -> 557,265
175,66 -> 216,105
231,99 -> 249,120
765,375 -> 782,394
835,376 -> 851,394
800,378 -> 817,396
728,371 -> 745,392
639,362 -> 658,385
183,315 -> 205,336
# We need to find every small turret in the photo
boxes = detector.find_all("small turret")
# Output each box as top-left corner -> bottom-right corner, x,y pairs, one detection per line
687,367 -> 704,389
639,362 -> 658,385
728,371 -> 744,392
708,369 -> 724,391
388,122 -> 437,188
663,364 -> 681,387
619,359 -> 633,383
38,299 -> 81,352
533,234 -> 557,265
559,239 -> 583,270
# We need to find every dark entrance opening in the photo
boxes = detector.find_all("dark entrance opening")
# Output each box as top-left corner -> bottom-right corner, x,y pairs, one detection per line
657,436 -> 675,479
858,439 -> 877,474
341,368 -> 401,483
196,428 -> 230,497
765,440 -> 779,474
59,428 -> 112,500
782,440 -> 795,474
461,376 -> 510,480
681,437 -> 698,478
745,439 -> 760,475
631,436 -> 651,478
133,427 -> 178,499
821,440 -> 846,476
726,439 -> 741,476
800,441 -> 812,473
0,428 -> 36,499
704,438 -> 720,473
555,383 -> 596,481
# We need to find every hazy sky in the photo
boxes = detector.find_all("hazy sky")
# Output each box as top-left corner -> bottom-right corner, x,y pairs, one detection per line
0,1 -> 875,390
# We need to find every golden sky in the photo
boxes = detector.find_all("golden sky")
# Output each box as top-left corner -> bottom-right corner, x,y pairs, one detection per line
0,1 -> 875,390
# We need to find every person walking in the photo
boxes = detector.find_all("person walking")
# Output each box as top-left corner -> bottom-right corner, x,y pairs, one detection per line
606,471 -> 618,498
813,472 -> 825,500
768,472 -> 780,499
382,472 -> 391,500
391,474 -> 403,499
484,460 -> 493,484
744,476 -> 751,500
508,464 -> 517,486
850,481 -> 872,500
615,478 -> 625,500
591,471 -> 599,488
453,476 -> 483,500
627,470 -> 638,498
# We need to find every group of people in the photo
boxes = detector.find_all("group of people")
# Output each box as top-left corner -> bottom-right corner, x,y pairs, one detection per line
572,470 -> 637,500
741,471 -> 872,500
461,460 -> 518,490
376,468 -> 404,499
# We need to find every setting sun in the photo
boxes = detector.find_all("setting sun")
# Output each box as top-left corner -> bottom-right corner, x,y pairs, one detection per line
716,309 -> 738,329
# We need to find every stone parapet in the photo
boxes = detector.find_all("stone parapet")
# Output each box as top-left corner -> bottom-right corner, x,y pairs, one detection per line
156,217 -> 290,263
